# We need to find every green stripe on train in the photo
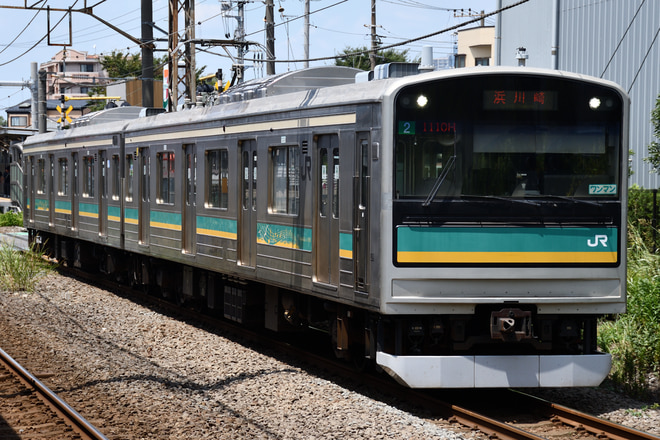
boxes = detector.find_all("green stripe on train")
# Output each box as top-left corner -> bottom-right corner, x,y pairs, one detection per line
79,202 -> 98,218
397,226 -> 618,264
197,216 -> 237,239
55,200 -> 71,214
107,205 -> 120,222
340,232 -> 353,259
150,210 -> 182,231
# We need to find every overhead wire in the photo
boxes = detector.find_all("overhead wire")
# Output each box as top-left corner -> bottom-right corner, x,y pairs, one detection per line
0,0 -> 80,67
238,0 -> 530,64
0,4 -> 44,56
600,0 -> 646,78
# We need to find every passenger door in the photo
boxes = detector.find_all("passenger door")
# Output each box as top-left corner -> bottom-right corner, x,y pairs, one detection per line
354,136 -> 370,294
48,154 -> 55,226
182,144 -> 196,254
99,150 -> 107,236
315,135 -> 340,287
27,156 -> 34,225
239,140 -> 257,268
139,147 -> 150,245
71,152 -> 78,231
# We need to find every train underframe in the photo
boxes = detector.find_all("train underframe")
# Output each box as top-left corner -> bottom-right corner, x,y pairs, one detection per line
33,230 -> 606,387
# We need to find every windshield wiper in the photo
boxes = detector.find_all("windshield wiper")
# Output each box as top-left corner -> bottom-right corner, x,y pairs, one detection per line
538,195 -> 601,206
460,194 -> 541,207
422,155 -> 456,207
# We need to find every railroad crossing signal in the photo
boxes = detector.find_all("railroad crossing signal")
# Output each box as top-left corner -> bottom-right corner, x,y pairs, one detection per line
56,104 -> 73,124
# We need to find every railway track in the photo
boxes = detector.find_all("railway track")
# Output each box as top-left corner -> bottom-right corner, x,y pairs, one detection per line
63,264 -> 660,440
0,346 -> 107,440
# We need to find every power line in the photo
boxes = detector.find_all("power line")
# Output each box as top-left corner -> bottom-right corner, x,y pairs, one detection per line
600,0 -> 646,78
0,6 -> 43,56
0,0 -> 79,68
239,0 -> 529,64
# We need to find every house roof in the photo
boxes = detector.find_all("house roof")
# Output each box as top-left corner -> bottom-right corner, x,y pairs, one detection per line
5,98 -> 91,114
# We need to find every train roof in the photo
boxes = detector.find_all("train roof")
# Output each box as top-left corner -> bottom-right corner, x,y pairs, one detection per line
22,66 -> 628,149
217,66 -> 362,102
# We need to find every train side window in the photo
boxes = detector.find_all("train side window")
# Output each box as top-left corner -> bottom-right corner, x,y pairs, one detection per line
58,158 -> 68,196
112,155 -> 120,200
82,156 -> 95,198
319,148 -> 328,217
206,149 -> 228,209
37,158 -> 46,194
269,145 -> 299,215
157,151 -> 175,205
332,148 -> 339,219
125,154 -> 134,202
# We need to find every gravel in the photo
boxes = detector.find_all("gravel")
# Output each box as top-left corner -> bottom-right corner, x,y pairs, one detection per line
1,273 -> 473,439
1,268 -> 658,439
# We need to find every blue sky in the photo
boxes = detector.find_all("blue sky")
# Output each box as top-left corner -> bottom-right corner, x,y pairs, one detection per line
0,0 -> 494,111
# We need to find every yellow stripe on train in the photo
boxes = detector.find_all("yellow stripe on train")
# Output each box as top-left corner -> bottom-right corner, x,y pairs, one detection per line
397,251 -> 618,264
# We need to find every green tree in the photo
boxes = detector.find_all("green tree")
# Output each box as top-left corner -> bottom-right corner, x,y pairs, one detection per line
335,46 -> 409,71
100,50 -> 168,80
0,116 -> 6,127
643,93 -> 660,171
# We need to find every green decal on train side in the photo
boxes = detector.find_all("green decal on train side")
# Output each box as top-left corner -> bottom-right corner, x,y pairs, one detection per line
257,223 -> 312,251
397,226 -> 618,264
35,198 -> 49,211
150,210 -> 182,231
340,232 -> 353,259
55,200 -> 72,215
196,216 -> 237,240
79,202 -> 98,219
107,205 -> 120,222
125,208 -> 138,225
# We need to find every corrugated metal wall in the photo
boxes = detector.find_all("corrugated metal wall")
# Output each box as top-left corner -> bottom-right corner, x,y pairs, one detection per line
501,0 -> 660,188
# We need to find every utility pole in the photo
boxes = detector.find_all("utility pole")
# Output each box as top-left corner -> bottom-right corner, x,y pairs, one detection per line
369,0 -> 377,71
168,0 -> 196,110
142,0 -> 154,108
38,70 -> 47,134
265,0 -> 275,75
303,0 -> 310,68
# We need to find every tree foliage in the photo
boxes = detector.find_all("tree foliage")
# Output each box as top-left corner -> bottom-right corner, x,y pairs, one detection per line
335,46 -> 409,71
644,93 -> 660,171
100,50 -> 167,80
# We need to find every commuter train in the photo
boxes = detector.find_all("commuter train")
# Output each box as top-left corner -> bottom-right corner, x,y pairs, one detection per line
19,65 -> 628,388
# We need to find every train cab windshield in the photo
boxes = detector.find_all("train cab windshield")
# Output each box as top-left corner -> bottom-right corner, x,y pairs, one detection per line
394,74 -> 624,201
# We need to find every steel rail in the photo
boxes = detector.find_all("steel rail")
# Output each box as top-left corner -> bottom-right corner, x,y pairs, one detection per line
547,401 -> 660,440
0,346 -> 108,440
509,390 -> 660,440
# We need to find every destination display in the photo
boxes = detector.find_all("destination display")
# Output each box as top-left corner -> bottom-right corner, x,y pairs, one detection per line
483,90 -> 558,110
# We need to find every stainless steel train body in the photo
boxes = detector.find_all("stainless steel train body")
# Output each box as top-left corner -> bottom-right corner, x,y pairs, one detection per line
21,66 -> 629,388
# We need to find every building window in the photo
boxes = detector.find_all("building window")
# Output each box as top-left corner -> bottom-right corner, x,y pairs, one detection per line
58,158 -> 68,196
455,54 -> 466,68
157,151 -> 175,204
270,146 -> 299,215
82,156 -> 95,198
125,154 -> 134,202
207,149 -> 228,209
475,57 -> 490,66
80,64 -> 94,73
9,116 -> 28,127
37,159 -> 46,194
80,87 -> 90,94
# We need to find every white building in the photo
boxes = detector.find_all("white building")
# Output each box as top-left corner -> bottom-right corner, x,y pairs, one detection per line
496,0 -> 660,188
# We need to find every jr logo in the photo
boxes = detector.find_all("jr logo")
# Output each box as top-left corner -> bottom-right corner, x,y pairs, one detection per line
587,235 -> 609,247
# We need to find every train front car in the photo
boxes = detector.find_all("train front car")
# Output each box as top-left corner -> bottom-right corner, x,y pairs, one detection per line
376,68 -> 628,388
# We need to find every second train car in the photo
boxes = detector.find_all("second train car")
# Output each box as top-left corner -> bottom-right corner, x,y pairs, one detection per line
21,65 -> 628,388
